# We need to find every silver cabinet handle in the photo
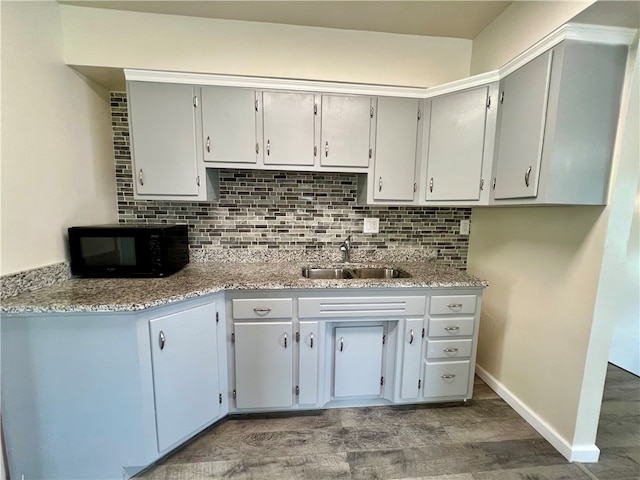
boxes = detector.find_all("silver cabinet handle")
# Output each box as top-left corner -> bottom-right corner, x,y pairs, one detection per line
267,140 -> 270,156
441,374 -> 456,379
444,326 -> 460,332
443,348 -> 459,353
429,177 -> 434,193
447,303 -> 463,308
409,329 -> 414,345
339,337 -> 344,352
284,333 -> 287,348
159,331 -> 165,350
253,307 -> 271,315
206,136 -> 211,153
525,166 -> 532,187
378,177 -> 383,192
138,169 -> 144,186
325,141 -> 329,157
310,333 -> 314,349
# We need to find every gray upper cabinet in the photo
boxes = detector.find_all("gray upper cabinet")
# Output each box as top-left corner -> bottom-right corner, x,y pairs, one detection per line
320,95 -> 373,169
262,91 -> 316,167
371,97 -> 421,202
201,86 -> 258,164
491,40 -> 627,205
128,82 -> 201,198
492,51 -> 553,200
424,86 -> 492,202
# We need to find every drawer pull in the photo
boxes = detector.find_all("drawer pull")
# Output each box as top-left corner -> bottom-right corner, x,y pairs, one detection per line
444,326 -> 460,332
409,329 -> 414,345
443,348 -> 459,353
253,307 -> 272,315
447,303 -> 463,308
441,374 -> 456,379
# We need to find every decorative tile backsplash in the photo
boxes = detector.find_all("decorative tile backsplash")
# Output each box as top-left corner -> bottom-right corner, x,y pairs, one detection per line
111,92 -> 471,269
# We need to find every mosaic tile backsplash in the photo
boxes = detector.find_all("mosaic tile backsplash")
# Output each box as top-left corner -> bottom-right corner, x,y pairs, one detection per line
111,92 -> 471,269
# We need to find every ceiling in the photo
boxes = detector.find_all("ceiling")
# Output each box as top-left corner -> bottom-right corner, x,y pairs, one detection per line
58,1 -> 514,39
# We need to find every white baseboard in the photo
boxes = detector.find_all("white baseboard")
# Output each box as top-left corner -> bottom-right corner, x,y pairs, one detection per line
475,365 -> 600,463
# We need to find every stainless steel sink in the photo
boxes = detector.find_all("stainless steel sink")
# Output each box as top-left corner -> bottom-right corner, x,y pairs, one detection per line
301,267 -> 410,279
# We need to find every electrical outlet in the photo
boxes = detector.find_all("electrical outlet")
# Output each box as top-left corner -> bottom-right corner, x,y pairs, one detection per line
460,219 -> 470,235
363,218 -> 380,234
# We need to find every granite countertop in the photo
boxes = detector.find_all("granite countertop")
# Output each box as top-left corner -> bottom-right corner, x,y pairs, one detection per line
0,261 -> 488,314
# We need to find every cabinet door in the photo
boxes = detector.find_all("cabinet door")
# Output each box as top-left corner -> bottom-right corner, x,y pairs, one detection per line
425,87 -> 488,201
128,82 -> 200,196
493,50 -> 553,199
334,325 -> 384,398
399,319 -> 424,400
321,95 -> 371,168
373,97 -> 420,201
201,86 -> 258,164
149,302 -> 219,452
234,321 -> 293,409
298,321 -> 319,405
262,91 -> 315,166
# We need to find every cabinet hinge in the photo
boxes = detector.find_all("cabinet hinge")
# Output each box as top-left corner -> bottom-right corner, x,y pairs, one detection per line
368,148 -> 372,159
255,100 -> 259,112
314,145 -> 317,157
380,376 -> 384,386
231,332 -> 235,343
256,142 -> 260,155
422,328 -> 425,338
417,109 -> 422,121
418,379 -> 422,389
296,331 -> 300,342
295,385 -> 300,395
486,96 -> 491,109
219,393 -> 223,404
382,334 -> 386,345
370,106 -> 374,118
232,389 -> 237,399
196,175 -> 201,187
193,96 -> 198,108
314,104 -> 318,115
492,178 -> 497,190
413,182 -> 417,193
216,312 -> 219,323
499,91 -> 504,104
480,178 -> 485,191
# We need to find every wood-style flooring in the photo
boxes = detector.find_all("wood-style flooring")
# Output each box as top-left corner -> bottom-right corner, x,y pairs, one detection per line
136,364 -> 639,479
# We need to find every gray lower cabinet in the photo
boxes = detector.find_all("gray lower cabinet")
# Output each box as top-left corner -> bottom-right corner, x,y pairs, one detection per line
149,302 -> 221,452
1,296 -> 225,480
398,317 -> 425,400
333,325 -> 385,398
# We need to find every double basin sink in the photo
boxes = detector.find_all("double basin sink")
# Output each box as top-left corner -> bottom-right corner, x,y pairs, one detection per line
302,267 -> 411,280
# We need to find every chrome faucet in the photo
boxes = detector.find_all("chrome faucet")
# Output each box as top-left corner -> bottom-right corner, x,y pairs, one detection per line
339,235 -> 352,263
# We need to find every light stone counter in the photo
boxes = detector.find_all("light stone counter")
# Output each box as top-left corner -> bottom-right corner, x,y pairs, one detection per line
0,261 -> 487,314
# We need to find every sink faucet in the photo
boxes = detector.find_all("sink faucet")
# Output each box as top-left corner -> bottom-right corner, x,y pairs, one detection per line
339,235 -> 352,263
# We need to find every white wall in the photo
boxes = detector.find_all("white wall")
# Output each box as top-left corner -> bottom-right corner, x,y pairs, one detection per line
59,5 -> 472,88
0,1 -> 117,276
468,0 -> 636,461
594,41 -> 639,375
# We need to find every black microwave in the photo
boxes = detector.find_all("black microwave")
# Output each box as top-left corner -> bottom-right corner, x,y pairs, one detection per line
68,224 -> 189,278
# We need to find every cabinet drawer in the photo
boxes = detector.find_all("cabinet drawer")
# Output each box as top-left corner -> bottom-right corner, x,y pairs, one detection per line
423,361 -> 471,398
299,296 -> 426,319
426,339 -> 473,359
232,298 -> 293,319
429,295 -> 477,315
428,317 -> 475,337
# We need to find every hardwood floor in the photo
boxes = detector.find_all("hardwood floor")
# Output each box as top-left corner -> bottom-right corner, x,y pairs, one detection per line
136,366 -> 639,479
